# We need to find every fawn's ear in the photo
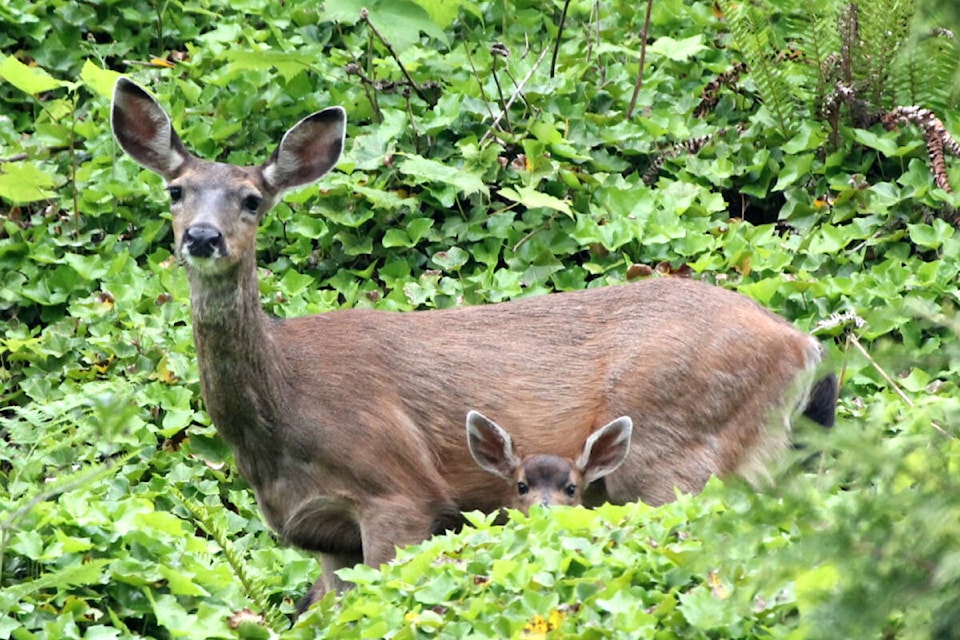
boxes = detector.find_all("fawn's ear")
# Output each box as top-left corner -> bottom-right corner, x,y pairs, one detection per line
576,417 -> 633,486
111,77 -> 191,179
261,106 -> 346,194
466,411 -> 521,480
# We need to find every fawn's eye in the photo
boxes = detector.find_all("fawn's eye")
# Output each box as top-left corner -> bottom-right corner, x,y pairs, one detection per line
517,481 -> 529,495
242,195 -> 262,212
564,484 -> 577,497
168,186 -> 183,203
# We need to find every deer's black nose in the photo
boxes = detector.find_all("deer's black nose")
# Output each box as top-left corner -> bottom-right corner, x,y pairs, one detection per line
183,224 -> 226,258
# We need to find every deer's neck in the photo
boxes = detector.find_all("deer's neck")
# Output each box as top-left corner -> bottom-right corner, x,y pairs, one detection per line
187,261 -> 288,459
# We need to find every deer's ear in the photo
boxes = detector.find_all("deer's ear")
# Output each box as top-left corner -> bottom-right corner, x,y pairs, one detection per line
261,106 -> 346,194
576,417 -> 633,486
111,77 -> 190,179
466,411 -> 521,480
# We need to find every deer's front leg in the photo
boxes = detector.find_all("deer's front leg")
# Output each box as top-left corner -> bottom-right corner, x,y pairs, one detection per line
359,496 -> 442,569
296,550 -> 363,614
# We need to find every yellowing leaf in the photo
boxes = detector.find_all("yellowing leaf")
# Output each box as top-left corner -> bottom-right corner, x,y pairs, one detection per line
154,355 -> 179,384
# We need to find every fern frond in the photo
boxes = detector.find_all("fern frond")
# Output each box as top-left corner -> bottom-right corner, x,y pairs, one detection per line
718,0 -> 799,137
786,2 -> 841,108
0,558 -> 111,605
167,484 -> 289,632
856,0 -> 916,109
894,27 -> 960,112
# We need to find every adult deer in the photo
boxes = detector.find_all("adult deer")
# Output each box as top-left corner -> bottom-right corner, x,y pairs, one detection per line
110,77 -> 836,611
467,411 -> 633,513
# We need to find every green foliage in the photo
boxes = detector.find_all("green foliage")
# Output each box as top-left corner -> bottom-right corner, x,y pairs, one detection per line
718,0 -> 960,131
1,0 -> 959,637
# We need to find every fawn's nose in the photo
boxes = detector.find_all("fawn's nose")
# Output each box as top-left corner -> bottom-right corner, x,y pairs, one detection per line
183,224 -> 226,258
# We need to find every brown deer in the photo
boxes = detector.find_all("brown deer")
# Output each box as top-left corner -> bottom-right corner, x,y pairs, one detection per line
466,410 -> 633,513
110,77 -> 836,612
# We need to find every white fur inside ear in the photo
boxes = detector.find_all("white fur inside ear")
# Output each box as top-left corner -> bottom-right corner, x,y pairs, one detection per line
261,160 -> 292,191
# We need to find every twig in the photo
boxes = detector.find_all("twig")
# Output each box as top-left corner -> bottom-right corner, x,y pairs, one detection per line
550,0 -> 573,78
464,44 -> 498,125
0,153 -> 28,163
512,211 -> 557,252
848,333 -> 953,439
626,0 -> 655,119
490,44 -> 513,134
480,47 -> 549,146
360,7 -> 431,105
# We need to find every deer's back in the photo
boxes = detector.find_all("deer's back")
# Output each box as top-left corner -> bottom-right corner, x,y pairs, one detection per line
272,277 -> 820,510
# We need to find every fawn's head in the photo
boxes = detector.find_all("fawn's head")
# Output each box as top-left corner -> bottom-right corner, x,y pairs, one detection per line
466,411 -> 633,513
110,78 -> 346,277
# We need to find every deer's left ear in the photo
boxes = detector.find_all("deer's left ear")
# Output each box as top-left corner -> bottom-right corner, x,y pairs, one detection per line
261,106 -> 346,194
576,417 -> 632,485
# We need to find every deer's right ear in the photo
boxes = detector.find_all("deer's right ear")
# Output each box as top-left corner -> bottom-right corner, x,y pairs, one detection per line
111,77 -> 190,179
466,411 -> 520,480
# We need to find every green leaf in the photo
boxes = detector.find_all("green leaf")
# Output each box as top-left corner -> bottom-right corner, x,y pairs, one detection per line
159,564 -> 210,597
648,35 -> 706,61
410,0 -> 475,28
782,121 -> 827,153
678,586 -> 738,629
79,60 -> 122,99
498,186 -> 572,217
795,563 -> 840,615
396,154 -> 488,201
0,162 -> 62,203
851,128 -> 899,157
320,0 -> 447,50
135,510 -> 189,537
221,49 -> 318,81
431,246 -> 469,270
0,55 -> 67,94
907,220 -> 953,249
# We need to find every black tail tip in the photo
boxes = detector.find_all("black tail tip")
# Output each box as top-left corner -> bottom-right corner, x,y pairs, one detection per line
803,373 -> 837,428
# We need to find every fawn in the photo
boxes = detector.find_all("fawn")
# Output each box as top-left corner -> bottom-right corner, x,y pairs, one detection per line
110,77 -> 836,611
467,410 -> 632,513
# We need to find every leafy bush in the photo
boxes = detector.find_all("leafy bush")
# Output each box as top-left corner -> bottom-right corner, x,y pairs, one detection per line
2,0 -> 959,637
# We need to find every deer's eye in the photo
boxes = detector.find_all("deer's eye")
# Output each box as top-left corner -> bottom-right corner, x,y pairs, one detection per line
168,186 -> 183,203
564,484 -> 577,497
242,195 -> 262,212
517,481 -> 529,495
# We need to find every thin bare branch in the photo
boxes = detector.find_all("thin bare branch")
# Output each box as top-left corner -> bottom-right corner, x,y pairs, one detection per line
360,7 -> 432,105
550,0 -> 573,78
626,0 -> 655,119
849,333 -> 954,440
480,47 -> 550,146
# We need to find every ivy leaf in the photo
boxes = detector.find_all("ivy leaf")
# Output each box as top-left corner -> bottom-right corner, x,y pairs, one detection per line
431,246 -> 469,271
410,0 -> 480,28
0,55 -> 68,94
79,60 -> 123,99
220,49 -> 318,81
0,162 -> 62,203
648,35 -> 706,61
320,0 -> 447,50
396,154 -> 488,203
851,128 -> 900,157
499,186 -> 573,218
